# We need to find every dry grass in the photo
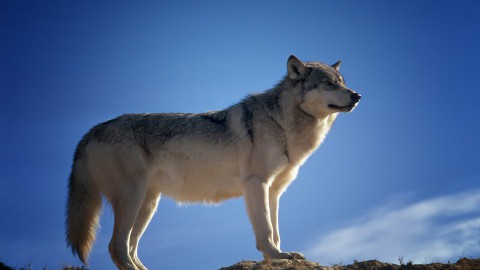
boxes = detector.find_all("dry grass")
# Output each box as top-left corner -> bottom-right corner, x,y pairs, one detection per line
220,258 -> 480,270
1,258 -> 479,270
0,262 -> 88,270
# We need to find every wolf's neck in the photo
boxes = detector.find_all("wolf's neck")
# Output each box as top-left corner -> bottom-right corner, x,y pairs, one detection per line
276,85 -> 338,165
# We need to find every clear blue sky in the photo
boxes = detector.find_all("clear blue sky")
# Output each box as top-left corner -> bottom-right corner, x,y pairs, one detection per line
1,1 -> 480,269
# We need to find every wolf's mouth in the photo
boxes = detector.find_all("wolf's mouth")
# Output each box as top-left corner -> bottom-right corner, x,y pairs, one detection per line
328,102 -> 358,112
328,104 -> 349,109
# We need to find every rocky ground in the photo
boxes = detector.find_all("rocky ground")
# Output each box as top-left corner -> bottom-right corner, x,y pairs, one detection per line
220,258 -> 480,270
1,258 -> 479,270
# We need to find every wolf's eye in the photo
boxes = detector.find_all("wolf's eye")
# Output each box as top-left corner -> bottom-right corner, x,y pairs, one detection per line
324,80 -> 333,86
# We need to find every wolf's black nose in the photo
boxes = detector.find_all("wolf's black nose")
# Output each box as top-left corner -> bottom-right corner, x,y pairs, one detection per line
351,93 -> 361,103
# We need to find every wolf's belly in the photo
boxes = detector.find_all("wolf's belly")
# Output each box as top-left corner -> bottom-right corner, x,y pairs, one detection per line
151,151 -> 245,203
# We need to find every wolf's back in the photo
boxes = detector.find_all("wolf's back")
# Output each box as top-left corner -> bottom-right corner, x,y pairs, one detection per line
65,133 -> 102,264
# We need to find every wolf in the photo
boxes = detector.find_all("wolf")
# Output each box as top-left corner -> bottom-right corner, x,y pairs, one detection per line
66,55 -> 361,270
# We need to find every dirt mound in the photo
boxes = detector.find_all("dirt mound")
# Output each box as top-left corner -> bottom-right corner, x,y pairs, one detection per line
219,258 -> 480,270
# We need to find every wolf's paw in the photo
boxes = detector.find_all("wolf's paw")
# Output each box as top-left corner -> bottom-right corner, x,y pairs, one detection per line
269,252 -> 294,259
268,251 -> 306,260
288,251 -> 306,260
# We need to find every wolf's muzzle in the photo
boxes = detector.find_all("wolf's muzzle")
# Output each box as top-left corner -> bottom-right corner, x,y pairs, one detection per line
351,92 -> 361,103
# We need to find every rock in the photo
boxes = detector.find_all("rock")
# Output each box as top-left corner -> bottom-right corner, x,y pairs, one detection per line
219,258 -> 480,270
219,259 -> 325,270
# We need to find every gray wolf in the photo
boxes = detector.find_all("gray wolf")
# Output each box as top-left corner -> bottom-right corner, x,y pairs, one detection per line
66,55 -> 361,270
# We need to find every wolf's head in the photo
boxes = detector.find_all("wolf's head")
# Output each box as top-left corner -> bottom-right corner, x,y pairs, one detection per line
287,55 -> 361,118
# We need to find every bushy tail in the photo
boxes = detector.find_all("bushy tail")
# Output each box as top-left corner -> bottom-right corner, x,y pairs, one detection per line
66,139 -> 102,265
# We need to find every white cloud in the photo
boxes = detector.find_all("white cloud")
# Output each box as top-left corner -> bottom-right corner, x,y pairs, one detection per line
305,189 -> 480,264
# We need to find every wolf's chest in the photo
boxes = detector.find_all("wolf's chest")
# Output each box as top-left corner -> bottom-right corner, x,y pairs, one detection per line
286,118 -> 333,165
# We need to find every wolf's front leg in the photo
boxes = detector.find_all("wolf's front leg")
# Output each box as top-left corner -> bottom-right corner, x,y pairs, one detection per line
268,190 -> 305,261
243,175 -> 293,259
268,192 -> 281,248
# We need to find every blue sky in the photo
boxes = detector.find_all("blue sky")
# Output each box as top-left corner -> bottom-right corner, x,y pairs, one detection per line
1,1 -> 479,269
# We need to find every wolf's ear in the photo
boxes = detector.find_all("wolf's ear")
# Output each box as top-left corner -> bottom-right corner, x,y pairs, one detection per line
331,60 -> 342,71
287,55 -> 307,81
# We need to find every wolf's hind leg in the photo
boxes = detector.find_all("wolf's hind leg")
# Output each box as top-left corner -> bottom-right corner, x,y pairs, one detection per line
108,182 -> 147,270
129,191 -> 161,270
